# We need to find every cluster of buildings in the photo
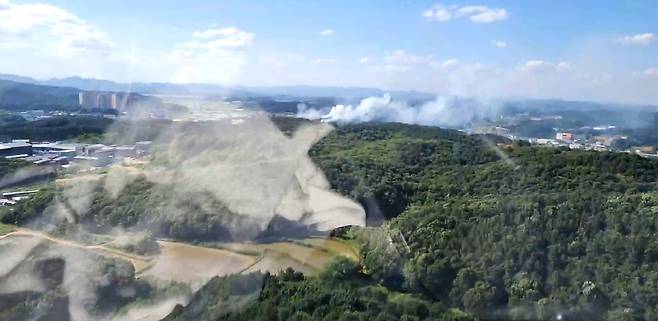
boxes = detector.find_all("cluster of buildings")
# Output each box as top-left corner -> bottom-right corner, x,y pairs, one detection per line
0,139 -> 153,168
78,91 -> 139,110
0,140 -> 153,207
0,190 -> 39,206
17,110 -> 71,121
526,132 -> 658,159
474,124 -> 639,154
528,132 -> 620,152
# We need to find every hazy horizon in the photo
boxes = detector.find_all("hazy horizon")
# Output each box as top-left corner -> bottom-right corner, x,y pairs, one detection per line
0,0 -> 658,105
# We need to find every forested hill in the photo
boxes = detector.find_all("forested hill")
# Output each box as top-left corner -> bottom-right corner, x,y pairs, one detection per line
168,122 -> 658,321
311,122 -> 658,221
0,79 -> 79,110
310,123 -> 658,321
310,123 -> 514,223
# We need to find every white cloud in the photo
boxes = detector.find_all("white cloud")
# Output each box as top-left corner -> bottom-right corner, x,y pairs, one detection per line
556,62 -> 571,72
313,58 -> 341,64
378,50 -> 437,73
643,67 -> 658,76
521,60 -> 571,72
458,5 -> 508,23
456,5 -> 486,15
320,29 -> 334,36
385,50 -> 433,64
422,5 -> 452,22
371,64 -> 414,73
491,40 -> 507,48
356,55 -> 658,105
440,58 -> 459,68
359,57 -> 371,64
166,27 -> 255,83
615,33 -> 656,46
385,64 -> 413,72
523,60 -> 549,70
186,27 -> 254,49
0,0 -> 113,54
424,4 -> 507,24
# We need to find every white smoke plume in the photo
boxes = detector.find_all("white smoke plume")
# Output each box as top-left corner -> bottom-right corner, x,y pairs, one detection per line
298,94 -> 500,128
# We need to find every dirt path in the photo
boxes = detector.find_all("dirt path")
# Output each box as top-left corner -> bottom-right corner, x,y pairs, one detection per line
0,229 -> 153,273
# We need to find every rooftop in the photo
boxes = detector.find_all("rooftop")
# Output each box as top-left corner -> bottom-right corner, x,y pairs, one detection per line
0,142 -> 32,149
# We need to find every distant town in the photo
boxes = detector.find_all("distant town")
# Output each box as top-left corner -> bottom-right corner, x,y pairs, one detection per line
471,112 -> 658,160
0,138 -> 152,206
0,139 -> 152,167
78,91 -> 140,110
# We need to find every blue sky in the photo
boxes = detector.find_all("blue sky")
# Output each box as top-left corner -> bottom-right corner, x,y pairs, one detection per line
1,0 -> 658,104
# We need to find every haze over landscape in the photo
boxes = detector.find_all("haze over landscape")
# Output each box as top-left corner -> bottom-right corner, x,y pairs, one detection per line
0,0 -> 657,104
1,1 -> 658,321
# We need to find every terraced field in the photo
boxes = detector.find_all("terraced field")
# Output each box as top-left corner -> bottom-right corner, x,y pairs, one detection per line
0,227 -> 358,288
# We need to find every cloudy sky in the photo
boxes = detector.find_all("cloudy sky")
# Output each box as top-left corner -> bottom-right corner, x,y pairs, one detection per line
1,0 -> 658,104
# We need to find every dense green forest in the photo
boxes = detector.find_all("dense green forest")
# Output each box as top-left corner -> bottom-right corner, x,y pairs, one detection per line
0,79 -> 79,110
163,259 -> 474,321
307,123 -> 658,321
0,79 -> 121,114
0,176 -> 262,242
0,116 -> 173,143
3,120 -> 658,321
0,116 -> 113,141
145,122 -> 658,321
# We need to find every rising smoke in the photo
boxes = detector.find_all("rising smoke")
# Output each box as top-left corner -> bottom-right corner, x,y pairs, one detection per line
298,94 -> 500,128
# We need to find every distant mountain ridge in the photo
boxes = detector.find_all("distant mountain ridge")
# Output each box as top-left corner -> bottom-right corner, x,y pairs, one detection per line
0,73 -> 656,113
0,73 -> 435,101
0,79 -> 79,109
